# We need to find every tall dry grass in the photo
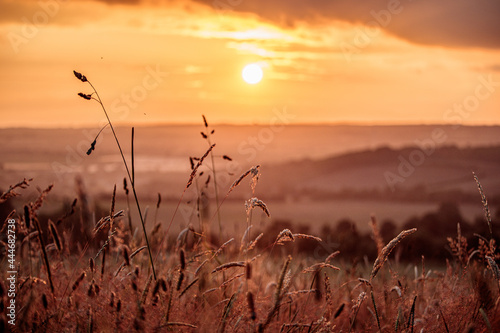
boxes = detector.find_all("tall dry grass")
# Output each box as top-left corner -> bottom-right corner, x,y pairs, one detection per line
0,78 -> 499,331
2,167 -> 499,332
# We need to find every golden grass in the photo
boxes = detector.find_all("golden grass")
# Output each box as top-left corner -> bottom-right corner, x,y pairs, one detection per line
1,87 -> 499,331
2,160 -> 499,332
2,161 -> 500,332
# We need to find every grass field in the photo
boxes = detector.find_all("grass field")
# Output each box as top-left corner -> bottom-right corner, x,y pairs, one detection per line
1,71 -> 499,332
1,167 -> 499,332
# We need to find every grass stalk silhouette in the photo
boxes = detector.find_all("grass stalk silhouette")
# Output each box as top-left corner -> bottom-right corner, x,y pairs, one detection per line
201,115 -> 223,237
74,70 -> 157,280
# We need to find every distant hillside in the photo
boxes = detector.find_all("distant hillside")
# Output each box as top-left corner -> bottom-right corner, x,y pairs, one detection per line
1,125 -> 500,201
260,145 -> 500,203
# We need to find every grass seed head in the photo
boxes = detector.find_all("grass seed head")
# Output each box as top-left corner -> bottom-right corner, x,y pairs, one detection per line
247,292 -> 256,321
88,280 -> 95,297
228,165 -> 260,194
370,215 -> 384,256
246,262 -> 252,280
156,192 -> 161,208
370,228 -> 417,281
486,256 -> 500,281
473,172 -> 493,236
78,93 -> 92,100
180,249 -> 186,270
186,144 -> 215,188
177,271 -> 184,291
212,261 -> 245,274
276,229 -> 294,245
41,294 -> 48,309
23,205 -> 30,229
123,177 -> 129,195
109,292 -> 115,307
48,220 -> 62,252
325,251 -> 340,263
314,269 -> 322,301
134,266 -> 140,277
123,246 -> 130,266
72,272 -> 86,291
245,197 -> 270,217
89,257 -> 95,274
73,70 -> 88,82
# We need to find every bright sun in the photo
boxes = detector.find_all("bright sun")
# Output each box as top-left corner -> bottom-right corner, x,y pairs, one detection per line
242,64 -> 263,84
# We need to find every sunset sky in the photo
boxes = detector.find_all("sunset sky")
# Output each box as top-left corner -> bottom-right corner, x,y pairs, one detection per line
0,0 -> 499,127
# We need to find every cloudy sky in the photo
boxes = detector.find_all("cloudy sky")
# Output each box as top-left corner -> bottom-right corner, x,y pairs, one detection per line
0,0 -> 499,127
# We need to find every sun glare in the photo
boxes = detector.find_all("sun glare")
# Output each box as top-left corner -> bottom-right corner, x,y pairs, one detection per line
242,63 -> 263,84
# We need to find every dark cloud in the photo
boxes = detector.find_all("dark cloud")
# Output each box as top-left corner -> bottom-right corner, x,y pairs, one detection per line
2,0 -> 498,49
195,0 -> 500,49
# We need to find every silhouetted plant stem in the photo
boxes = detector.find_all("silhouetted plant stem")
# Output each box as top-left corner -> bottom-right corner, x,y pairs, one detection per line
208,137 -> 223,237
76,73 -> 157,280
201,116 -> 223,238
34,217 -> 54,293
131,127 -> 135,185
